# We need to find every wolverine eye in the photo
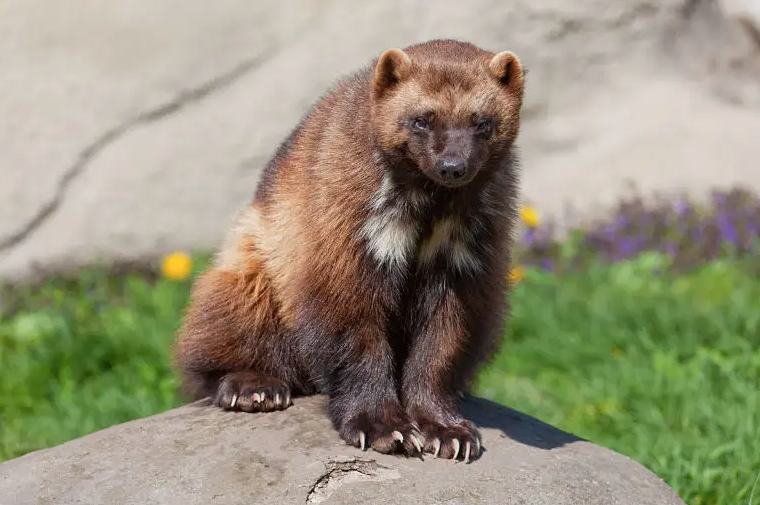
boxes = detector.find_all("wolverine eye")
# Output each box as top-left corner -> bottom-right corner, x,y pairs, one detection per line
475,118 -> 493,135
412,117 -> 429,131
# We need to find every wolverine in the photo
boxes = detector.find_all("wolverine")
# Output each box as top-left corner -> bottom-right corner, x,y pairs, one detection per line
174,39 -> 524,463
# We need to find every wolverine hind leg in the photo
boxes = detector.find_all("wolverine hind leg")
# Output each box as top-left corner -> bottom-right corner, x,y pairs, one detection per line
174,256 -> 305,413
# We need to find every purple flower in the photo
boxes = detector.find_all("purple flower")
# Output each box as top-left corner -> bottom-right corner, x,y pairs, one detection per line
541,259 -> 555,271
514,186 -> 760,273
617,237 -> 636,259
523,227 -> 537,245
675,200 -> 691,217
719,218 -> 738,245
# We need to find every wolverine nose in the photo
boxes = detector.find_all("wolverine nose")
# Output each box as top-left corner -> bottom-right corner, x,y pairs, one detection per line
435,157 -> 467,181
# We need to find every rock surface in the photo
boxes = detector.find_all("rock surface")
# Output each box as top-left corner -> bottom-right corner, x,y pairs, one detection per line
0,395 -> 685,505
2,0 -> 760,281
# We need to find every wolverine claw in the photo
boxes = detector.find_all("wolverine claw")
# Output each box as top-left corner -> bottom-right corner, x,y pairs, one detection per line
340,414 -> 422,456
432,438 -> 441,458
410,434 -> 423,453
415,417 -> 482,462
214,372 -> 292,413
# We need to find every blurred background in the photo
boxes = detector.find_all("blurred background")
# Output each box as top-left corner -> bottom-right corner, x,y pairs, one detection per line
1,1 -> 759,504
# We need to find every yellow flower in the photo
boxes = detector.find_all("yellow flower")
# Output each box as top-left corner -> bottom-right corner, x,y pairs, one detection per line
161,251 -> 192,280
520,205 -> 540,228
508,266 -> 525,284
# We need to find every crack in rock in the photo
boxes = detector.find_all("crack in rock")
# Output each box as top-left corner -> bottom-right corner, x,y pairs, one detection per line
738,15 -> 760,47
0,54 -> 269,253
306,457 -> 401,504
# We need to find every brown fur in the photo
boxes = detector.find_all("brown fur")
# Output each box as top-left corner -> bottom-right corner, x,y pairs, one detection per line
173,39 -> 525,462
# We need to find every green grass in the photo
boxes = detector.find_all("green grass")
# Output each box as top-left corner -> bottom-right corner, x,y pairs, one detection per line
1,253 -> 758,505
477,254 -> 760,505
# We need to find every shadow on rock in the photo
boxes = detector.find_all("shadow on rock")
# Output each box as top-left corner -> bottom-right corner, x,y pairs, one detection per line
461,395 -> 583,451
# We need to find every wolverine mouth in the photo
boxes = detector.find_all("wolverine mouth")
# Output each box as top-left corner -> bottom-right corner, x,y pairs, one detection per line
427,171 -> 478,189
436,179 -> 470,189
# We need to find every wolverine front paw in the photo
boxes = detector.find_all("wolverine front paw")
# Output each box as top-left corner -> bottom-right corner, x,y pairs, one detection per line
214,371 -> 291,412
337,408 -> 424,456
416,418 -> 482,463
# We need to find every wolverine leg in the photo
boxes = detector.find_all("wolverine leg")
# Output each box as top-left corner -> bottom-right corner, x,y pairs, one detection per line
174,262 -> 306,413
401,276 -> 492,462
298,313 -> 423,456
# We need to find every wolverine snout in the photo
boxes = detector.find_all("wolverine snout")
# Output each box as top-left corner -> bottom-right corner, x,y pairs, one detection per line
435,156 -> 467,182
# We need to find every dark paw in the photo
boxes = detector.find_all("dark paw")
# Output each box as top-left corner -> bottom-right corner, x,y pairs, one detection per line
214,372 -> 291,413
417,419 -> 482,463
339,410 -> 424,456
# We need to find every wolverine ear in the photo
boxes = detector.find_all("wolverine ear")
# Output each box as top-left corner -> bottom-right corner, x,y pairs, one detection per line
488,51 -> 523,93
373,48 -> 412,97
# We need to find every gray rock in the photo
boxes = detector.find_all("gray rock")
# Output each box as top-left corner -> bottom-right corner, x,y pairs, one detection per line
721,0 -> 760,45
667,0 -> 760,106
0,395 -> 685,505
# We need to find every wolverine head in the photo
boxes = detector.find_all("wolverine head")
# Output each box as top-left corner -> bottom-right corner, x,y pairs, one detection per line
369,39 -> 524,189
